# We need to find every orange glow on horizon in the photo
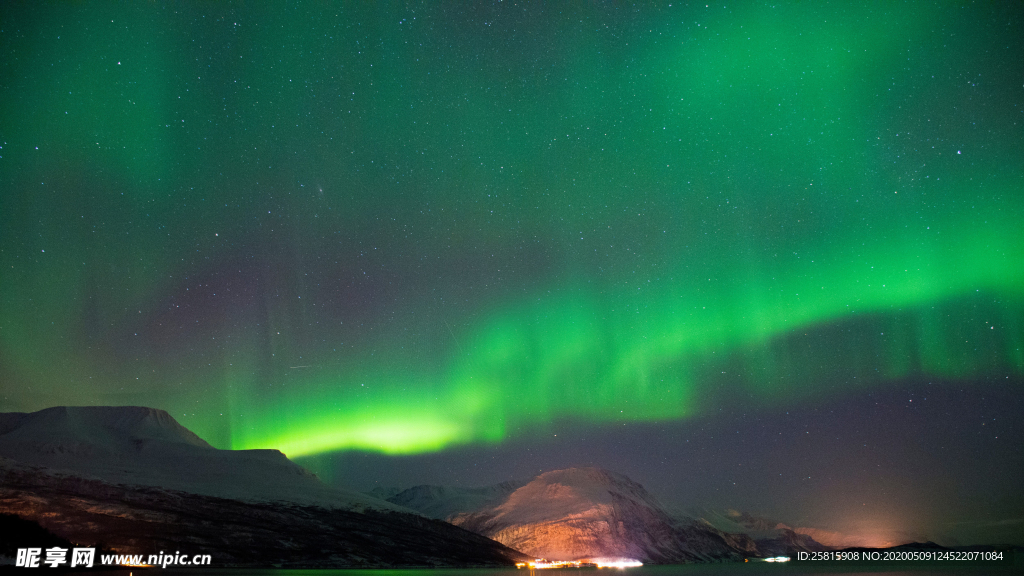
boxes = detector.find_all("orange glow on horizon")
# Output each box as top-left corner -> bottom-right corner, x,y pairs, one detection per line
516,558 -> 643,569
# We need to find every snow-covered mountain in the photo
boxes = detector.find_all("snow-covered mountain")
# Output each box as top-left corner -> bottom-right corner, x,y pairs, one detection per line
0,406 -> 527,567
0,406 -> 393,510
384,480 -> 525,520
693,508 -> 829,555
382,468 -> 832,563
446,467 -> 758,563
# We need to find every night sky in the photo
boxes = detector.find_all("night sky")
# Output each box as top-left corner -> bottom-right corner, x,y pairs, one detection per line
1,1 -> 1021,547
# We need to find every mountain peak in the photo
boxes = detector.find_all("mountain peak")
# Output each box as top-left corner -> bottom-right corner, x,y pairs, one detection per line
0,406 -> 398,511
0,405 -> 213,450
532,467 -> 637,488
384,480 -> 527,520
450,467 -> 749,563
489,467 -> 663,523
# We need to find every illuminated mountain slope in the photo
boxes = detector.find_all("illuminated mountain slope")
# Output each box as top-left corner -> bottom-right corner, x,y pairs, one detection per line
449,467 -> 756,562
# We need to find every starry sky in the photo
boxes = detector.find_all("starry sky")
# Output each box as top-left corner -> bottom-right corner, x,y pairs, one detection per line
1,1 -> 1022,547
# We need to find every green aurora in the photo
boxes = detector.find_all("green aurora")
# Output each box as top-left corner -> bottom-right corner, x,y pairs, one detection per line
1,2 -> 1021,457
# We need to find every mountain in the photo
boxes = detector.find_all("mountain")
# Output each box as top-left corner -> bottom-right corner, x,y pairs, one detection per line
385,468 -> 832,563
0,406 -> 527,567
693,508 -> 830,555
384,480 -> 525,520
367,486 -> 404,501
447,467 -> 758,563
0,406 -> 391,510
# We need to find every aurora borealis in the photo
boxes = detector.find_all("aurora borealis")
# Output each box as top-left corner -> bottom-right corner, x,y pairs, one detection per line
1,1 -> 1022,546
